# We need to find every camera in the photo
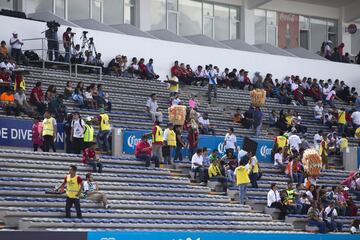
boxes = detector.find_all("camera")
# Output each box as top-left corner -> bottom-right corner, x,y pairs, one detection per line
89,37 -> 94,44
46,21 -> 60,31
70,32 -> 76,37
82,31 -> 88,37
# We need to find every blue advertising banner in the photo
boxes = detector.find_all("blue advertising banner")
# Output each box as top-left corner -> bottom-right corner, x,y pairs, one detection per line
0,118 -> 65,149
88,231 -> 358,240
122,129 -> 273,163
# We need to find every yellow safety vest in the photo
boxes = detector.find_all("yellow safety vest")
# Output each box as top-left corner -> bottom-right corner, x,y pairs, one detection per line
338,111 -> 346,124
100,114 -> 110,131
66,175 -> 81,199
83,124 -> 94,142
249,156 -> 259,174
285,189 -> 294,205
152,125 -> 163,143
356,127 -> 360,139
42,117 -> 55,136
208,163 -> 222,178
340,138 -> 348,152
167,129 -> 176,147
276,136 -> 287,148
286,116 -> 294,125
319,140 -> 328,156
235,166 -> 250,185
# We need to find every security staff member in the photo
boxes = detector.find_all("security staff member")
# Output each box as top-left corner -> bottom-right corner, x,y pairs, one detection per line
42,110 -> 57,152
152,120 -> 163,163
83,116 -> 94,149
96,108 -> 111,153
163,122 -> 176,165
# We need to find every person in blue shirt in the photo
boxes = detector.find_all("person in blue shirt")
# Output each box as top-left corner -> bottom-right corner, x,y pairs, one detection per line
145,58 -> 159,80
207,64 -> 218,103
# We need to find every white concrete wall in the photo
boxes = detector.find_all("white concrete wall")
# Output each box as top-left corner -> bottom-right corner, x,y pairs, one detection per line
1,15 -> 360,89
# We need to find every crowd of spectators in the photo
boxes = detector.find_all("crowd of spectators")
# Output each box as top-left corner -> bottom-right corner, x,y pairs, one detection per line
320,41 -> 360,64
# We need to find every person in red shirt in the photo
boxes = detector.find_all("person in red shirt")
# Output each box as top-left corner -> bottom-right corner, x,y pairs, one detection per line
82,142 -> 103,173
30,81 -> 46,115
32,116 -> 44,151
135,134 -> 159,167
171,61 -> 180,77
188,126 -> 199,160
310,83 -> 322,102
138,58 -> 147,79
294,86 -> 307,106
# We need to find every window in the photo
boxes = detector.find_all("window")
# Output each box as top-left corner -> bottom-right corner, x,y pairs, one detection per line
0,0 -> 13,10
68,0 -> 90,20
299,16 -> 310,49
167,0 -> 178,11
203,2 -> 214,38
254,9 -> 266,44
266,11 -> 277,46
103,0 -> 123,25
55,0 -> 65,18
310,18 -> 327,53
124,0 -> 135,25
92,0 -> 102,22
327,19 -> 338,47
150,0 -> 166,30
25,0 -> 53,14
230,7 -> 240,40
179,0 -> 202,36
214,5 -> 229,41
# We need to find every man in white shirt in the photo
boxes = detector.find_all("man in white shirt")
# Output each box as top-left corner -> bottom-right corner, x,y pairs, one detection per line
14,88 -> 31,116
71,44 -> 84,64
191,148 -> 207,184
314,101 -> 323,121
325,86 -> 337,108
288,133 -> 301,152
146,93 -> 163,122
198,113 -> 215,135
10,32 -> 23,63
83,173 -> 110,208
313,130 -> 323,151
351,110 -> 360,130
324,201 -> 343,232
274,147 -> 283,167
267,183 -> 286,220
223,127 -> 237,155
207,64 -> 217,103
71,112 -> 85,154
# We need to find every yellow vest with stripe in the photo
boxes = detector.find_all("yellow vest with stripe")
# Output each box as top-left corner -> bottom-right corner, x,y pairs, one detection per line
42,117 -> 55,136
276,136 -> 287,148
152,125 -> 163,143
338,111 -> 346,124
340,138 -> 348,152
286,116 -> 294,125
66,175 -> 81,199
100,114 -> 110,131
248,156 -> 259,174
285,189 -> 294,205
208,163 -> 222,178
319,140 -> 328,156
356,127 -> 360,139
83,124 -> 94,142
235,166 -> 250,185
167,129 -> 176,147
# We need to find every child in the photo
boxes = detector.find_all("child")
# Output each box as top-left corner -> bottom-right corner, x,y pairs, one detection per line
32,117 -> 43,151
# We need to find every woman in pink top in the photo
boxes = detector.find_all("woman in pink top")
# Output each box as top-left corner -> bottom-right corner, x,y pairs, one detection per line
189,96 -> 197,109
32,117 -> 43,151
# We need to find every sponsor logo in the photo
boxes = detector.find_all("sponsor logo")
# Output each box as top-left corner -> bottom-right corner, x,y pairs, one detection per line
127,135 -> 152,149
260,145 -> 271,157
217,142 -> 225,154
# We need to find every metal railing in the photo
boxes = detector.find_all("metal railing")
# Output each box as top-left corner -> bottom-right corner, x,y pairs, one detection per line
21,37 -> 102,81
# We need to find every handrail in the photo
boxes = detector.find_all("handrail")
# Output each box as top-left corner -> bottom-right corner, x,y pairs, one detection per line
75,64 -> 102,81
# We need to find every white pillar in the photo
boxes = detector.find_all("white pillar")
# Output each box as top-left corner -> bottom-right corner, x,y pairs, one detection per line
136,0 -> 151,31
241,0 -> 255,45
339,7 -> 353,54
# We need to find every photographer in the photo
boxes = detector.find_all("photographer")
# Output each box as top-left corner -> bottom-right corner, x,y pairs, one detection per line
45,21 -> 60,61
62,27 -> 72,63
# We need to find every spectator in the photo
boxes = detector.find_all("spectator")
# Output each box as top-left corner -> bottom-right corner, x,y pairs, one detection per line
96,84 -> 111,112
83,116 -> 94,149
198,113 -> 215,135
324,201 -> 343,232
219,68 -> 230,89
0,40 -> 8,60
166,72 -> 179,95
207,64 -> 218,103
294,85 -> 307,106
191,148 -> 207,185
145,58 -> 159,80
72,81 -> 85,106
248,153 -> 260,188
288,133 -> 301,152
135,134 -> 159,167
307,202 -> 326,233
0,88 -> 15,115
83,173 -> 110,208
233,108 -> 242,124
14,88 -> 32,116
314,101 -> 323,121
64,81 -> 74,100
163,123 -> 176,165
337,108 -> 347,136
14,71 -> 25,92
174,125 -> 185,161
253,107 -> 263,137
223,127 -> 237,156
32,116 -> 43,152
48,94 -> 66,122
208,152 -> 228,188
30,81 -> 46,115
351,110 -> 360,130
57,165 -> 83,218
325,86 -> 338,108
319,135 -> 329,169
274,147 -> 283,168
9,32 -> 23,63
343,52 -> 350,63
350,219 -> 360,234
227,68 -> 237,89
138,58 -> 147,79
84,86 -> 97,109
96,108 -> 111,154
187,125 -> 199,160
62,27 -> 72,62
269,110 -> 278,127
42,110 -> 57,152
146,93 -> 163,122
94,53 -> 104,68
267,183 -> 286,220
82,142 -> 103,173
71,112 -> 85,154
193,65 -> 206,86
0,67 -> 11,91
70,44 -> 84,64
234,159 -> 250,205
108,55 -> 123,76
287,158 -> 303,184
283,182 -> 300,214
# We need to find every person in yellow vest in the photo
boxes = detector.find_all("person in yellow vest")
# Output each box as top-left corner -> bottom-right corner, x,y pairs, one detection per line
282,181 -> 301,214
57,165 -> 83,218
337,108 -> 347,136
273,130 -> 288,152
248,155 -> 260,188
355,127 -> 360,139
234,160 -> 250,204
319,134 -> 329,169
339,133 -> 349,154
208,153 -> 228,190
152,120 -> 163,163
96,108 -> 111,154
83,116 -> 94,149
163,123 -> 176,165
42,110 -> 57,152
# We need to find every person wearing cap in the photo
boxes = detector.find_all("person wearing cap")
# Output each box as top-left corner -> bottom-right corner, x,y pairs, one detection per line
42,110 -> 57,152
63,27 -> 72,62
0,87 -> 15,115
163,122 -> 176,165
135,134 -> 159,168
96,108 -> 111,154
10,32 -> 23,63
83,116 -> 94,149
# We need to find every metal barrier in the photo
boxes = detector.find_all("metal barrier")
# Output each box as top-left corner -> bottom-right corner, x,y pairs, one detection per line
21,38 -> 102,81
